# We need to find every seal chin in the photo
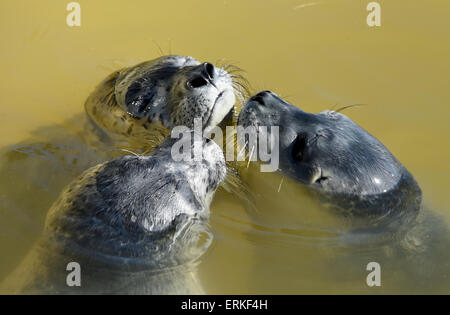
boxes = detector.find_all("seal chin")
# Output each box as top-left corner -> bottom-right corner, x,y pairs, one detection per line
204,88 -> 235,132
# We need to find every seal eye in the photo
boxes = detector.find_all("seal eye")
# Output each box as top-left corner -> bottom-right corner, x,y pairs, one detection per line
125,81 -> 156,117
291,134 -> 307,162
187,76 -> 208,89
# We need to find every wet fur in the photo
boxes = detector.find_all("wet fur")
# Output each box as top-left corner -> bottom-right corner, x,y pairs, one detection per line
237,91 -> 422,230
4,136 -> 226,294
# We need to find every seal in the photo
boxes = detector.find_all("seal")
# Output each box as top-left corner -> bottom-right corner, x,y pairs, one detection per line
237,90 -> 422,231
236,92 -> 450,291
5,132 -> 226,294
85,55 -> 238,142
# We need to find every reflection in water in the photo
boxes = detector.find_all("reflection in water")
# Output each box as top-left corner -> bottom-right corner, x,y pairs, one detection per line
3,216 -> 214,294
0,111 -> 449,293
0,115 -> 108,282
231,166 -> 450,293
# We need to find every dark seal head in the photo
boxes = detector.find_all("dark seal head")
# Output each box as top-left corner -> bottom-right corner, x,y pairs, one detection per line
238,91 -> 422,229
8,133 -> 226,294
85,55 -> 236,141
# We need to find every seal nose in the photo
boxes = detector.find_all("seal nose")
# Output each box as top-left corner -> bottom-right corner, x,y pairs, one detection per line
250,90 -> 271,105
186,62 -> 216,89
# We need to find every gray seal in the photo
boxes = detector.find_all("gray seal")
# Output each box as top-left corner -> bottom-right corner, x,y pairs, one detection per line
85,55 -> 237,140
237,91 -> 422,231
4,133 -> 226,294
237,92 -> 450,292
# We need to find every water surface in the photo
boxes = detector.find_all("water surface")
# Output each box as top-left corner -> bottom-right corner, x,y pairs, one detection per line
0,0 -> 449,293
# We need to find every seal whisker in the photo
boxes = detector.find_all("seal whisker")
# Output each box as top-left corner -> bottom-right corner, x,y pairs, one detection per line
225,66 -> 246,75
151,39 -> 165,56
215,60 -> 245,74
277,178 -> 284,193
231,77 -> 252,93
118,148 -> 143,158
247,145 -> 255,168
237,140 -> 249,159
333,103 -> 367,113
221,163 -> 258,213
232,79 -> 252,101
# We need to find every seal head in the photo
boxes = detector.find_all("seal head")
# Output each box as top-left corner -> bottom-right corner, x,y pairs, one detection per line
87,55 -> 236,135
238,91 -> 422,226
44,132 -> 226,268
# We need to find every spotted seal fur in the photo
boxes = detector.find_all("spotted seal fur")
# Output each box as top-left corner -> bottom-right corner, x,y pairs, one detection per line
85,55 -> 239,143
4,133 -> 226,294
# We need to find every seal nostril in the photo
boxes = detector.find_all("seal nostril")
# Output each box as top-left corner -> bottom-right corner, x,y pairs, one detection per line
250,95 -> 265,105
187,76 -> 208,89
315,176 -> 329,185
203,62 -> 215,80
250,91 -> 272,105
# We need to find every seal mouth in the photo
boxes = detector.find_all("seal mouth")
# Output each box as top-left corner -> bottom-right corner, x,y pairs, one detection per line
203,90 -> 225,130
214,91 -> 225,106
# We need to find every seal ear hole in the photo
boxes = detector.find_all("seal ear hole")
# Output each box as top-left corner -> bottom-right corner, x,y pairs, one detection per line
292,134 -> 307,162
